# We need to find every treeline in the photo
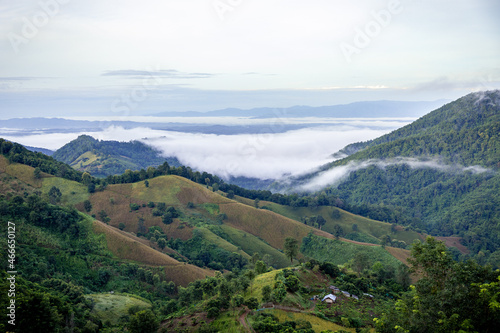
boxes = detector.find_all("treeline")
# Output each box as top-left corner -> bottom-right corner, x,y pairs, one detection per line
0,138 -> 83,182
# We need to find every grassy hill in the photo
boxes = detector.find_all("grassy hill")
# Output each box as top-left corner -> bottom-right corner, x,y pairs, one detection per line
92,219 -> 212,285
236,196 -> 421,247
1,152 -> 415,273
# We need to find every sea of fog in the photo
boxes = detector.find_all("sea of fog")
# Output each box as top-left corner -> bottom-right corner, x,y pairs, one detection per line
0,117 -> 414,180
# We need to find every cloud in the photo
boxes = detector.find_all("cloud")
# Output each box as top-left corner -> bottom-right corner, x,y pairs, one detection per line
101,69 -> 215,79
0,77 -> 54,81
141,125 -> 393,179
1,123 -> 395,179
297,157 -> 492,192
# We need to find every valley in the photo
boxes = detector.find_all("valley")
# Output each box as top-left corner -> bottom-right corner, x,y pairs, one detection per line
1,91 -> 500,332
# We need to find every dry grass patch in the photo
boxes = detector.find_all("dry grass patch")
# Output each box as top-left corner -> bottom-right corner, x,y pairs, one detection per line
219,202 -> 313,250
385,246 -> 411,266
92,219 -> 211,285
1,156 -> 43,188
435,236 -> 469,254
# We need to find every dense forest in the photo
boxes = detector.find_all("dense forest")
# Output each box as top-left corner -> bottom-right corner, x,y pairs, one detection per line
288,91 -> 500,265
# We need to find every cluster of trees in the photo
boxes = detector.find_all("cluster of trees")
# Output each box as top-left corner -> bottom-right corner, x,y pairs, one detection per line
252,313 -> 315,333
374,237 -> 500,332
167,230 -> 248,271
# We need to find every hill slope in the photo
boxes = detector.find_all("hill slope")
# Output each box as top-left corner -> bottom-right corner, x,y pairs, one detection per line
292,90 -> 500,264
52,135 -> 180,177
1,138 -> 414,273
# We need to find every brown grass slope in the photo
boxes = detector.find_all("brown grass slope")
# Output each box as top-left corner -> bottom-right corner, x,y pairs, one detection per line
92,219 -> 212,286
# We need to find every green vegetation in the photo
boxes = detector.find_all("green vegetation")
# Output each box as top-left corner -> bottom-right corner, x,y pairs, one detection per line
301,233 -> 403,271
299,91 -> 500,265
374,237 -> 500,332
220,225 -> 291,268
86,293 -> 151,325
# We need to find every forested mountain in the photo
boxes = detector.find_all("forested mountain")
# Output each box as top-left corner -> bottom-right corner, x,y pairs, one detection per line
52,135 -> 180,177
292,90 -> 500,265
335,90 -> 500,167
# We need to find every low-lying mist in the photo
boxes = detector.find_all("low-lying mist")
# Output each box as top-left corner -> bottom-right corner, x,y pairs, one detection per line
142,125 -> 390,179
297,157 -> 492,192
1,123 -> 398,180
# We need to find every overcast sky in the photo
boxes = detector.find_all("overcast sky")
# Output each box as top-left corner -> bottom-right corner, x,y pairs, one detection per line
1,0 -> 499,117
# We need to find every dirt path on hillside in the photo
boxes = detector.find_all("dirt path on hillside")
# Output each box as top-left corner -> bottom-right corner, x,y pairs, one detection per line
239,308 -> 253,333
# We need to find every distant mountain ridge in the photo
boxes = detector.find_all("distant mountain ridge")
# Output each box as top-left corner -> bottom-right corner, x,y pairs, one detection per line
150,99 -> 448,118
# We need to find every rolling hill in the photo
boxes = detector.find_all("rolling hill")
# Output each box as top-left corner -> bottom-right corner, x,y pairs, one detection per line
52,135 -> 180,177
0,145 -> 412,275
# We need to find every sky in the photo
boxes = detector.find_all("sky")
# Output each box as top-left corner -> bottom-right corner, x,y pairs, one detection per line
1,0 -> 499,118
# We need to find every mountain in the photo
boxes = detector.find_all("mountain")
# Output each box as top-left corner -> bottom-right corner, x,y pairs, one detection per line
52,135 -> 181,177
290,90 -> 500,264
23,145 -> 54,156
150,100 -> 448,118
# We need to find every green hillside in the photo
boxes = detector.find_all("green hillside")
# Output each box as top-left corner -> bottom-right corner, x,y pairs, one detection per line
294,91 -> 500,265
336,90 -> 500,167
52,134 -> 180,177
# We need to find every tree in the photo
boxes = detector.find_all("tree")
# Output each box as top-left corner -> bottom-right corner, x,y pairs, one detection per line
284,237 -> 299,263
255,260 -> 267,275
375,237 -> 500,333
118,222 -> 126,230
254,198 -> 260,208
48,186 -> 62,204
157,238 -> 167,250
98,210 -> 110,223
333,224 -> 344,239
128,310 -> 159,333
144,180 -> 149,188
81,172 -> 91,185
380,234 -> 392,248
262,285 -> 272,303
244,297 -> 259,310
352,252 -> 370,275
34,167 -> 41,179
83,200 -> 92,212
316,215 -> 326,230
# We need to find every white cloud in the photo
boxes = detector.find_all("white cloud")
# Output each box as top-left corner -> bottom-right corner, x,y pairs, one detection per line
143,125 -> 390,179
1,122 -> 394,179
298,157 -> 492,192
